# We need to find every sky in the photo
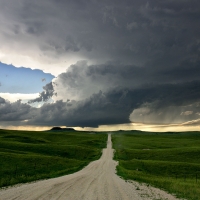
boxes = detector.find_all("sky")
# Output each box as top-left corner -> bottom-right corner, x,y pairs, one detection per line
0,0 -> 200,131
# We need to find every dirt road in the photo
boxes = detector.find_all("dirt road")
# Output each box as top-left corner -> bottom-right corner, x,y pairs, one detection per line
0,134 -> 180,200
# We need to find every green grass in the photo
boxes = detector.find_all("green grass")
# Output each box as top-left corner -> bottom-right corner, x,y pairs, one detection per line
112,131 -> 200,200
0,129 -> 107,188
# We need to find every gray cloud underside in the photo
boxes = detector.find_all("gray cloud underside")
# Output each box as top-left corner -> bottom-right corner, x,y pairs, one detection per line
1,80 -> 200,127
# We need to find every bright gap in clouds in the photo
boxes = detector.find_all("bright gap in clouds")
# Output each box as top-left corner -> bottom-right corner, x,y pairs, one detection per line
0,93 -> 39,103
76,122 -> 200,132
2,122 -> 200,132
0,46 -> 92,77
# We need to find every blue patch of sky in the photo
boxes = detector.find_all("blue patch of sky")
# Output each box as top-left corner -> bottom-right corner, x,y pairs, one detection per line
0,62 -> 55,93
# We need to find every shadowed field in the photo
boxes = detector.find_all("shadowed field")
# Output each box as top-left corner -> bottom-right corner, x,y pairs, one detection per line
112,131 -> 200,200
0,129 -> 107,188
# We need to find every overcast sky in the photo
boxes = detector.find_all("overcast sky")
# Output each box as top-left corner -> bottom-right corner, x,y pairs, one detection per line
0,0 -> 200,131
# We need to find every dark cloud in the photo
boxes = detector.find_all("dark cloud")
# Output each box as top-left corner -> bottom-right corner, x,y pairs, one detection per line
1,0 -> 200,128
28,91 -> 132,127
0,98 -> 35,121
1,80 -> 200,127
27,81 -> 200,127
0,97 -> 6,104
28,82 -> 54,103
1,0 -> 200,69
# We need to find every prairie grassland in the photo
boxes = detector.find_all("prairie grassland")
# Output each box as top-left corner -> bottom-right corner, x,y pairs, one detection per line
112,131 -> 200,200
0,129 -> 107,188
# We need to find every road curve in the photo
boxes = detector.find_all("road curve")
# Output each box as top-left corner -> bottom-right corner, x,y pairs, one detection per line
0,134 -> 179,200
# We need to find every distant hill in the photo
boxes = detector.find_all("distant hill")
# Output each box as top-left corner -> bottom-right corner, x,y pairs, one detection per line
50,127 -> 76,131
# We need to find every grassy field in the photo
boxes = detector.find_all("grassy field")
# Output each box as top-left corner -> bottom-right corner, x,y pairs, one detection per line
112,131 -> 200,200
0,129 -> 107,188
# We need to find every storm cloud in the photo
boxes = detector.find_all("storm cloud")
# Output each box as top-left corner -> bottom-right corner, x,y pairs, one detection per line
1,80 -> 200,127
53,60 -> 200,102
33,82 -> 200,127
1,0 -> 200,129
